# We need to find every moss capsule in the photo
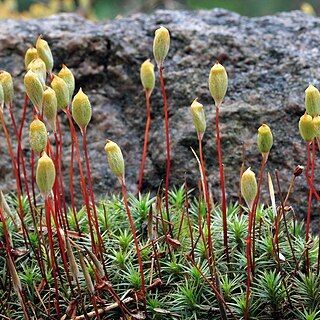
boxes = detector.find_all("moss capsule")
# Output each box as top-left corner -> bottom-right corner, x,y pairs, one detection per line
36,35 -> 54,73
36,152 -> 56,197
299,113 -> 315,142
29,117 -> 48,155
241,167 -> 257,210
27,57 -> 46,89
104,140 -> 125,179
0,83 -> 4,111
72,88 -> 91,131
257,124 -> 273,156
190,98 -> 206,137
0,71 -> 14,107
58,64 -> 75,102
43,86 -> 57,132
209,61 -> 228,106
140,59 -> 155,95
51,75 -> 69,110
24,70 -> 44,113
305,84 -> 320,117
153,26 -> 170,67
25,47 -> 38,69
313,115 -> 320,138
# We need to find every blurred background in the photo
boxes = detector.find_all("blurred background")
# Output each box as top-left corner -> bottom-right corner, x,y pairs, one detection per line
0,0 -> 319,20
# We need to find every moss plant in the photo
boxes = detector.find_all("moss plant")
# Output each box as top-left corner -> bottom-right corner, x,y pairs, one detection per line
105,139 -> 147,316
208,61 -> 230,264
0,33 -> 319,320
244,124 -> 273,319
138,59 -> 155,193
153,26 -> 173,237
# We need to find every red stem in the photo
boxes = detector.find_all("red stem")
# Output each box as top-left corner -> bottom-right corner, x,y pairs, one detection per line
8,106 -> 22,191
56,116 -> 68,217
215,104 -> 230,263
46,139 -> 65,231
306,140 -> 315,273
120,179 -> 147,317
9,107 -> 34,219
68,124 -> 79,232
9,105 -> 47,279
65,108 -> 97,253
45,196 -> 61,318
245,155 -> 267,320
159,67 -> 172,236
239,145 -> 245,217
198,135 -> 215,275
31,150 -> 37,208
83,128 -> 108,277
198,141 -> 226,319
138,89 -> 151,194
15,95 -> 28,199
18,95 -> 28,144
0,112 -> 28,246
275,170 -> 297,265
31,107 -> 38,208
46,197 -> 75,296
53,132 -> 69,230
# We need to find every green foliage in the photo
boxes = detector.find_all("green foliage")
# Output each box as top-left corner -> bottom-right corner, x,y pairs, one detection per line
254,270 -> 286,313
0,189 -> 319,319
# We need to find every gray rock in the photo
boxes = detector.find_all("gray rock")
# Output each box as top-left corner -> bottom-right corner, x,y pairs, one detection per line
0,10 -> 318,224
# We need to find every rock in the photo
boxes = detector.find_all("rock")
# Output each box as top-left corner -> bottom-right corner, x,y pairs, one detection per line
0,10 -> 318,224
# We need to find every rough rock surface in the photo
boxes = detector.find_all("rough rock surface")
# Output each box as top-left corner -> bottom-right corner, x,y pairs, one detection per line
0,10 -> 319,223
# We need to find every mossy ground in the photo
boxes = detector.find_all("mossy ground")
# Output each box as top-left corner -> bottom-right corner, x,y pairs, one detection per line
1,187 -> 319,319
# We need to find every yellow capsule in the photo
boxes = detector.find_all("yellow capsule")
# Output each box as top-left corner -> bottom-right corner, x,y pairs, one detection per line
43,87 -> 57,132
0,71 -> 14,107
208,61 -> 228,106
25,47 -> 38,69
257,124 -> 273,156
58,64 -> 75,102
153,26 -> 170,67
140,59 -> 155,94
36,35 -> 54,73
0,83 -> 4,111
190,98 -> 206,136
36,152 -> 56,197
313,115 -> 320,138
27,57 -> 46,89
104,140 -> 125,179
29,118 -> 48,155
241,167 -> 257,210
299,113 -> 315,142
305,84 -> 320,117
24,70 -> 44,113
301,2 -> 316,15
51,75 -> 69,110
72,88 -> 91,131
